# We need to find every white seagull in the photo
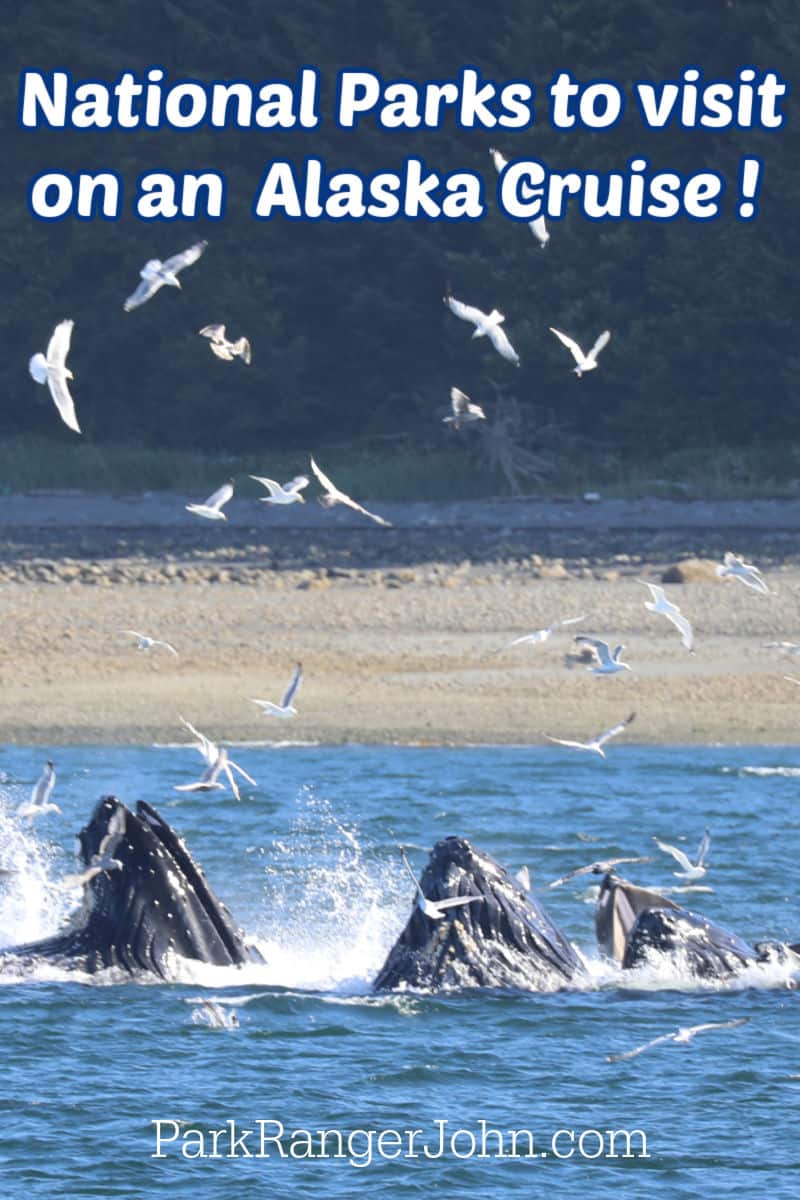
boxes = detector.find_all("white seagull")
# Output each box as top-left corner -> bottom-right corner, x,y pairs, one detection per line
309,458 -> 391,527
716,552 -> 769,594
638,581 -> 694,652
489,148 -> 549,247
444,295 -> 520,367
185,479 -> 234,521
607,1018 -> 749,1063
548,855 -> 651,889
400,847 -> 484,921
192,1000 -> 239,1029
178,717 -> 256,801
174,746 -> 248,798
549,327 -> 611,376
17,761 -> 60,819
443,387 -> 486,431
198,324 -> 252,364
249,474 -> 309,505
653,829 -> 711,881
63,806 -> 126,889
29,319 -> 81,434
574,636 -> 631,676
502,614 -> 586,651
763,641 -> 800,655
250,662 -> 302,718
124,240 -> 207,311
120,629 -> 178,656
544,712 -> 636,758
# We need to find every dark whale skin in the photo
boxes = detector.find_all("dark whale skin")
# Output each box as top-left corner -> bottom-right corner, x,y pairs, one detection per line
374,837 -> 586,992
1,796 -> 251,979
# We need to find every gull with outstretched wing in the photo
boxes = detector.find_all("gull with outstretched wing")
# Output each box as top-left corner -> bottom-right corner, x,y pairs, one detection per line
198,324 -> 251,364
29,319 -> 80,434
444,294 -> 520,366
544,712 -> 635,758
443,387 -> 486,431
548,856 -> 651,889
400,847 -> 484,921
185,479 -> 234,521
124,240 -> 207,310
249,474 -> 309,505
574,636 -> 631,676
63,806 -> 126,889
653,829 -> 711,881
550,327 -> 610,376
607,1018 -> 748,1063
250,662 -> 303,718
638,580 -> 694,652
489,148 -> 549,247
309,458 -> 391,527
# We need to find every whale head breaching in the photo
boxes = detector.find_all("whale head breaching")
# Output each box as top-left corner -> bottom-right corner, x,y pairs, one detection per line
373,837 -> 586,991
0,797 -> 254,979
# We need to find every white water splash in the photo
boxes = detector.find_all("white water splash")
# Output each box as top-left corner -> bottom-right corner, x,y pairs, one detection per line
0,786 -> 74,949
721,765 -> 800,778
245,786 -> 408,992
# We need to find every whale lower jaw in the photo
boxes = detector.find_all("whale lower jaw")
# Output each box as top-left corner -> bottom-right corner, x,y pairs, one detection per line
1,797 -> 253,980
595,872 -> 797,981
373,837 -> 586,992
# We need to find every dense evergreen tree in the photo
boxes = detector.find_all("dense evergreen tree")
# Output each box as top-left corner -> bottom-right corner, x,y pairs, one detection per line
2,0 -> 797,467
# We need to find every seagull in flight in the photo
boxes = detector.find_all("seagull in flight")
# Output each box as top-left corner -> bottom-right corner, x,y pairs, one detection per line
548,856 -> 651,889
29,319 -> 81,434
544,712 -> 635,758
174,746 -> 252,800
716,552 -> 769,594
192,1000 -> 239,1029
124,240 -> 207,311
763,641 -> 800,655
549,327 -> 611,376
198,324 -> 251,364
502,614 -> 586,651
63,806 -> 126,889
177,718 -> 256,800
249,475 -> 309,505
574,636 -> 631,676
250,662 -> 302,718
653,829 -> 711,881
606,1018 -> 749,1063
638,581 -> 694,651
489,148 -> 549,247
121,629 -> 178,656
444,295 -> 520,366
17,761 -> 60,819
309,458 -> 391,527
515,865 -> 531,892
443,387 -> 486,431
400,847 -> 484,921
185,479 -> 234,521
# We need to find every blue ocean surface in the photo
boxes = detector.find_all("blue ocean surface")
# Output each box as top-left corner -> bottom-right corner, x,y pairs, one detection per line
1,743 -> 799,1199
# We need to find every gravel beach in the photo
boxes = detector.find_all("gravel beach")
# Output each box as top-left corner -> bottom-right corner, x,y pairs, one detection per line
1,492 -> 798,746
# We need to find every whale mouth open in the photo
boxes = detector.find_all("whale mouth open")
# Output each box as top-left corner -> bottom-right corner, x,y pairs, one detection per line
373,837 -> 586,992
1,796 -> 252,979
596,872 -> 799,979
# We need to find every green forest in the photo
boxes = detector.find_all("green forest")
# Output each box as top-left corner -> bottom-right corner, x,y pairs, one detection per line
2,0 -> 798,494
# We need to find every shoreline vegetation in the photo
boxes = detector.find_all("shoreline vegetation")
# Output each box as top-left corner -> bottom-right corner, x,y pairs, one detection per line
3,436 -> 800,502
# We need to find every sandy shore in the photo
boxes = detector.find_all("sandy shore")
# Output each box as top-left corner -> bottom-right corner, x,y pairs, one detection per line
0,492 -> 798,745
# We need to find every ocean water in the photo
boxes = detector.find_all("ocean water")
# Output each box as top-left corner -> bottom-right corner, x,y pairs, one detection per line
1,743 -> 799,1199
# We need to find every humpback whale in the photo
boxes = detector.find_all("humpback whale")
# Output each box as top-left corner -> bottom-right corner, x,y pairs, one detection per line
374,837 -> 586,991
596,872 -> 800,979
0,796 -> 254,979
